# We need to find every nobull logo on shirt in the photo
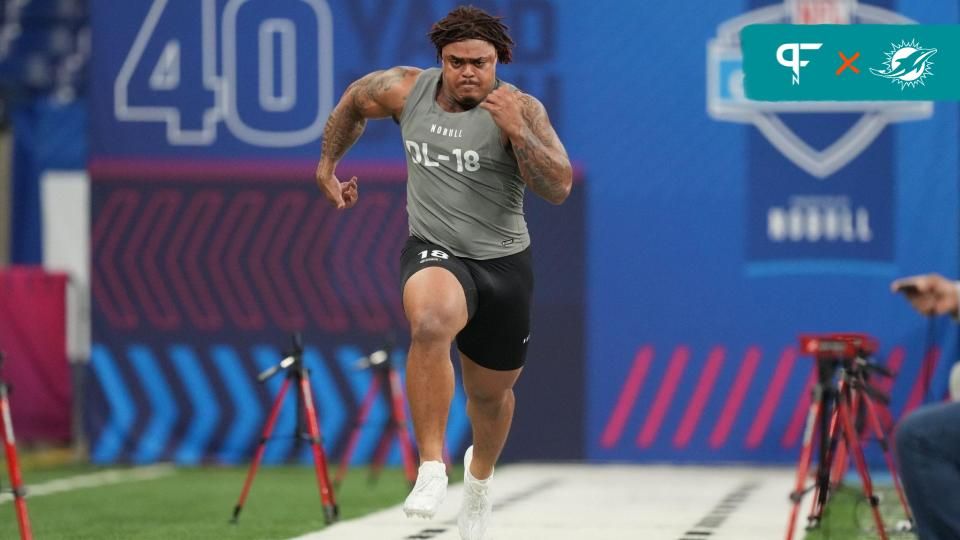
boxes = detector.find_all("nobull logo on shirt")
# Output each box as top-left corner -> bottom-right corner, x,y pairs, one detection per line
430,124 -> 465,138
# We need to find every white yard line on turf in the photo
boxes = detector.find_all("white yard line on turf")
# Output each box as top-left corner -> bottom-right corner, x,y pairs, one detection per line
291,464 -> 803,540
0,464 -> 175,504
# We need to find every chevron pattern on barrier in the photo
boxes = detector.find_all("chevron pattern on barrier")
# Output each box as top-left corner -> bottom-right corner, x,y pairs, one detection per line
598,342 -> 944,456
92,186 -> 409,333
86,343 -> 471,465
88,172 -> 587,464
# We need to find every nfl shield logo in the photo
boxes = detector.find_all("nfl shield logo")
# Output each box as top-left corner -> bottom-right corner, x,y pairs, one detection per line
707,0 -> 932,179
790,0 -> 853,24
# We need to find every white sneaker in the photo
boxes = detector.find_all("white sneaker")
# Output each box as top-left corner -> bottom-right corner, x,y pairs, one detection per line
458,446 -> 492,540
403,461 -> 448,518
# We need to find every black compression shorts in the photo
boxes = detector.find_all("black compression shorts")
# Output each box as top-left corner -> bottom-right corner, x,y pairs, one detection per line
399,236 -> 533,371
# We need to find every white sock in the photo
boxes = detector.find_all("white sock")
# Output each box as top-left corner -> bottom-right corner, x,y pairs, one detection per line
466,465 -> 492,485
419,461 -> 445,473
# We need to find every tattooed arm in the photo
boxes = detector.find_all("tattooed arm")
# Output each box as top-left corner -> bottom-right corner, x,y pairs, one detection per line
480,88 -> 572,205
315,66 -> 421,209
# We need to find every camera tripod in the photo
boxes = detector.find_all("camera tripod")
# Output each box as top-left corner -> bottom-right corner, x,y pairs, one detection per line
0,352 -> 33,540
334,346 -> 418,487
785,333 -> 912,540
230,335 -> 338,525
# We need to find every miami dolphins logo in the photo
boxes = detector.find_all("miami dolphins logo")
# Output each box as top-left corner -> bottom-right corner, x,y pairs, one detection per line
870,39 -> 937,89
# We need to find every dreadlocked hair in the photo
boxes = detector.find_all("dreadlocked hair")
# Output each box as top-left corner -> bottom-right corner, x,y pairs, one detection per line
428,5 -> 514,64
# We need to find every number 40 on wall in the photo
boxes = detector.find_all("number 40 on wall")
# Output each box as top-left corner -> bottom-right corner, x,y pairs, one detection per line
114,0 -> 333,148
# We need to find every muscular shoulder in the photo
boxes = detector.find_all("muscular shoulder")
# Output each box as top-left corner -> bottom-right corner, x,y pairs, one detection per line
514,92 -> 560,146
349,66 -> 423,119
516,92 -> 547,121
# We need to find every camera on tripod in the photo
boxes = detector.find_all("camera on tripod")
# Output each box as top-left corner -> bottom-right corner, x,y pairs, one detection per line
336,340 -> 419,488
230,333 -> 339,526
786,332 -> 911,540
799,332 -> 878,359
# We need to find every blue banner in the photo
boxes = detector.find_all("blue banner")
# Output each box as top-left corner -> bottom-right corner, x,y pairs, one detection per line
576,0 -> 959,463
89,0 -> 565,160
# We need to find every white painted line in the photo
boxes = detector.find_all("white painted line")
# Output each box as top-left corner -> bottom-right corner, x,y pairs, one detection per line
292,464 -> 800,540
0,464 -> 175,504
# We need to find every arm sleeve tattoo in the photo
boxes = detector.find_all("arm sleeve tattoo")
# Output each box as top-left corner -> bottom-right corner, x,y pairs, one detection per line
319,68 -> 412,171
511,95 -> 573,204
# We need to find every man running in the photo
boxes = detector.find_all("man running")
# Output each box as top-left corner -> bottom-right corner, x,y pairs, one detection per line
315,6 -> 572,539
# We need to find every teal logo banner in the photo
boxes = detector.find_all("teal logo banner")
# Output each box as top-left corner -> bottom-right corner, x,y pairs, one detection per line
743,25 -> 960,100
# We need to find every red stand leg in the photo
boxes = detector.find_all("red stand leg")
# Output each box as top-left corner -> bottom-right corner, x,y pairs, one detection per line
862,392 -> 913,522
335,377 -> 381,486
838,390 -> 888,540
231,378 -> 292,523
299,376 -> 339,524
809,388 -> 844,523
785,397 -> 821,540
387,368 -> 418,485
0,383 -> 32,540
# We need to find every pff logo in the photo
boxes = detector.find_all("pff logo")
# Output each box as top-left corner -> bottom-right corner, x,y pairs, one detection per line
777,42 -> 823,84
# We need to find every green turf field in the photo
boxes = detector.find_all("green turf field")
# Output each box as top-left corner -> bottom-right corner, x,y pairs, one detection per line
3,457 -> 916,539
802,485 -> 915,540
0,458 -> 461,540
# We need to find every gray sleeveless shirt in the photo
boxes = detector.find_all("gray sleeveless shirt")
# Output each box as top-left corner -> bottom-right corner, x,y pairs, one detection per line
398,68 -> 529,259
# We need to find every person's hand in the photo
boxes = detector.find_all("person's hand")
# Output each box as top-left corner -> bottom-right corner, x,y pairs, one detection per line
479,87 -> 525,139
891,273 -> 959,316
315,168 -> 358,210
